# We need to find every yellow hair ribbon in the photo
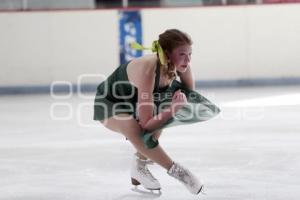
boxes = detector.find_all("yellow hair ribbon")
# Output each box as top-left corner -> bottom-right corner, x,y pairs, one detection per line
130,40 -> 167,66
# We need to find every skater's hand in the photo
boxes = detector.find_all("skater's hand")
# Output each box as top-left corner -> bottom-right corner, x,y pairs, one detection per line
171,89 -> 187,113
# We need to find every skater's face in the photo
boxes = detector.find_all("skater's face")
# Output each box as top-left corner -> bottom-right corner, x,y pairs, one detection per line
168,44 -> 192,73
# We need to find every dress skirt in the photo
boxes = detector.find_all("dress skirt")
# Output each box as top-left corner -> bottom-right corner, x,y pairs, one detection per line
94,76 -> 220,149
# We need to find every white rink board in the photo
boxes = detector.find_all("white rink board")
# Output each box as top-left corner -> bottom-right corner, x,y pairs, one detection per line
1,4 -> 300,86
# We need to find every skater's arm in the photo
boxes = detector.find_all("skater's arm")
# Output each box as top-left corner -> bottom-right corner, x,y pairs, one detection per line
139,90 -> 187,132
139,107 -> 173,132
177,65 -> 195,90
134,58 -> 188,132
133,57 -> 162,131
131,56 -> 172,132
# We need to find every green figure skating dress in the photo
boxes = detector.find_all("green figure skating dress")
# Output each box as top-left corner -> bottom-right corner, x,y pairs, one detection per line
94,61 -> 220,149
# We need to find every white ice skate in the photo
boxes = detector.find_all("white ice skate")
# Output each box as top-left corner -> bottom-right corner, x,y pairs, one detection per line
130,155 -> 161,196
167,162 -> 204,195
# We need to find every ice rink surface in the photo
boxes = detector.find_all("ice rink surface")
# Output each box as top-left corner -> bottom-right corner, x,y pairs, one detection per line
0,86 -> 299,200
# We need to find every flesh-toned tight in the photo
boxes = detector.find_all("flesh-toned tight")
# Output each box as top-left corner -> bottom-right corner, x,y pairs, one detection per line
101,114 -> 173,170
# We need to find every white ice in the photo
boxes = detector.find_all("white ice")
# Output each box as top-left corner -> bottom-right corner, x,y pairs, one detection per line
0,86 -> 300,200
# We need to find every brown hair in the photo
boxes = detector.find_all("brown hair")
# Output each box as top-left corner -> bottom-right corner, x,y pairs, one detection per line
158,29 -> 192,80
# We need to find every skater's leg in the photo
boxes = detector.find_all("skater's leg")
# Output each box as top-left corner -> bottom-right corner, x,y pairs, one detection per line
136,130 -> 162,160
153,130 -> 162,141
135,152 -> 147,160
101,114 -> 172,170
101,114 -> 203,194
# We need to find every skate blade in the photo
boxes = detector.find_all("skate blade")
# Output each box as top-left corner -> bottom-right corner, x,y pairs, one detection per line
198,185 -> 207,195
131,186 -> 162,197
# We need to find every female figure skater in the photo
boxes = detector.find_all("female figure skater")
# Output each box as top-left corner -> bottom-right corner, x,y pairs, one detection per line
94,29 -> 220,194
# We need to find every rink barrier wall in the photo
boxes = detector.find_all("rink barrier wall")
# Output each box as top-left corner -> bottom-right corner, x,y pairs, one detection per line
1,4 -> 300,93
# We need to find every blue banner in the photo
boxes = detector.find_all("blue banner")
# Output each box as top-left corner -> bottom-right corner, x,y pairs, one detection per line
119,10 -> 142,64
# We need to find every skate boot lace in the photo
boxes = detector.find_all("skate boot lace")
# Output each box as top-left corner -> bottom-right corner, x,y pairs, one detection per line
138,164 -> 157,181
170,163 -> 206,194
176,166 -> 192,185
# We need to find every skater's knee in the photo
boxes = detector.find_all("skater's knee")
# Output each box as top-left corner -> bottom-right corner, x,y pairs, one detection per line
118,121 -> 143,141
125,131 -> 144,144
